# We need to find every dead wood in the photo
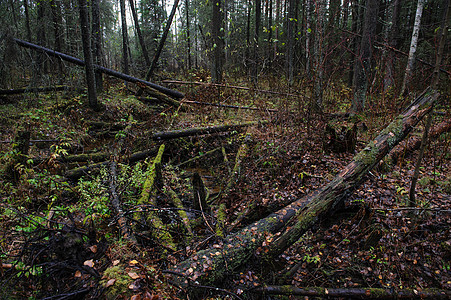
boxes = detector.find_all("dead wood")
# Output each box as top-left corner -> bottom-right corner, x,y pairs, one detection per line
151,121 -> 266,141
167,89 -> 438,286
252,285 -> 451,299
176,146 -> 223,168
137,84 -> 183,109
13,38 -> 184,99
193,172 -> 209,213
137,144 -> 176,251
162,80 -> 299,97
167,188 -> 193,239
0,85 -> 70,95
181,99 -> 279,112
389,118 -> 451,164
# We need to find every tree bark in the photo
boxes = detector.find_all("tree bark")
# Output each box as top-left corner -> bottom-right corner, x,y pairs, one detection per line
352,0 -> 378,112
150,121 -> 266,140
144,0 -> 180,82
119,0 -> 130,76
13,38 -> 185,99
252,285 -> 451,299
168,89 -> 438,286
129,0 -> 150,66
91,0 -> 103,92
77,0 -> 98,110
211,0 -> 225,83
400,0 -> 425,96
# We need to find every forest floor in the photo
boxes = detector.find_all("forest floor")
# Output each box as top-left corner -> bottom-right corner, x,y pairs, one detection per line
0,76 -> 450,299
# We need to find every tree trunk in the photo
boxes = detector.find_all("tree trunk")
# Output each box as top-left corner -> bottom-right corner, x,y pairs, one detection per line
211,0 -> 225,83
120,0 -> 130,76
251,0 -> 261,83
383,0 -> 400,93
252,285 -> 451,299
144,0 -> 180,81
13,38 -> 185,99
313,0 -> 326,109
129,0 -> 150,67
23,0 -> 32,42
91,0 -> 103,92
400,0 -> 425,96
431,0 -> 450,89
77,0 -> 98,110
185,0 -> 191,69
352,0 -> 378,112
168,89 -> 438,286
286,0 -> 296,85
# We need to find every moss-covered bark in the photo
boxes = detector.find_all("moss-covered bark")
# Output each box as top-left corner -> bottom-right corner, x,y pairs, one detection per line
169,89 -> 438,286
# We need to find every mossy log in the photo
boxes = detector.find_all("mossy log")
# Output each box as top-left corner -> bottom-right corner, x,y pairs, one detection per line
138,144 -> 176,251
168,188 -> 193,239
137,83 -> 183,109
389,118 -> 451,164
252,285 -> 451,299
168,89 -> 438,286
150,121 -> 267,141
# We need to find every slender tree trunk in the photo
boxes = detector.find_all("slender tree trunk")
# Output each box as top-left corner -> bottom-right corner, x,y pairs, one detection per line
185,0 -> 191,69
245,0 -> 251,65
352,0 -> 378,112
431,0 -> 450,89
313,0 -> 327,109
268,0 -> 273,65
400,0 -> 425,96
120,0 -> 130,76
91,0 -> 103,92
251,0 -> 261,83
383,0 -> 400,93
286,0 -> 296,84
305,0 -> 312,75
24,0 -> 32,42
78,0 -> 98,110
129,0 -> 150,66
144,0 -> 180,81
409,0 -> 450,206
50,0 -> 63,74
211,0 -> 224,83
274,0 -> 280,60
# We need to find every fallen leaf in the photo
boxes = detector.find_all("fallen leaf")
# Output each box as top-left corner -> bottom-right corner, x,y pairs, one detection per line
129,260 -> 139,265
113,260 -> 120,266
128,272 -> 140,279
74,270 -> 82,278
105,279 -> 116,288
89,245 -> 98,253
130,294 -> 141,300
84,259 -> 94,268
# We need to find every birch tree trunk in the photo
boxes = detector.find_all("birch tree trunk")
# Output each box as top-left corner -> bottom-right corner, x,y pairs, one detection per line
400,0 -> 425,96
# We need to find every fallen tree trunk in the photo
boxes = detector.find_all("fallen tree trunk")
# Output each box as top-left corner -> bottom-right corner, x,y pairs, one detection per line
0,85 -> 71,95
389,119 -> 451,164
13,38 -> 184,99
151,121 -> 266,140
168,88 -> 438,285
252,285 -> 451,299
162,80 -> 299,97
181,99 -> 279,112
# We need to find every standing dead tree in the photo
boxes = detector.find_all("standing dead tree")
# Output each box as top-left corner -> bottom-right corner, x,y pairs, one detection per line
168,88 -> 438,285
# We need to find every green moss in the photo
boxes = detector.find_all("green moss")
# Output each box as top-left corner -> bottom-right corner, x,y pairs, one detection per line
215,203 -> 227,237
100,266 -> 133,299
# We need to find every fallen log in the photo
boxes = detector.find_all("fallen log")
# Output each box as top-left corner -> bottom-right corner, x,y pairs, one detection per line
181,99 -> 279,112
252,285 -> 451,299
151,121 -> 266,140
389,119 -> 451,164
0,85 -> 71,95
13,38 -> 184,99
168,88 -> 438,285
162,80 -> 299,97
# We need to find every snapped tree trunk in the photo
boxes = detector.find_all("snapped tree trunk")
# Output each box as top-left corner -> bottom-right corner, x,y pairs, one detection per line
168,89 -> 438,286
